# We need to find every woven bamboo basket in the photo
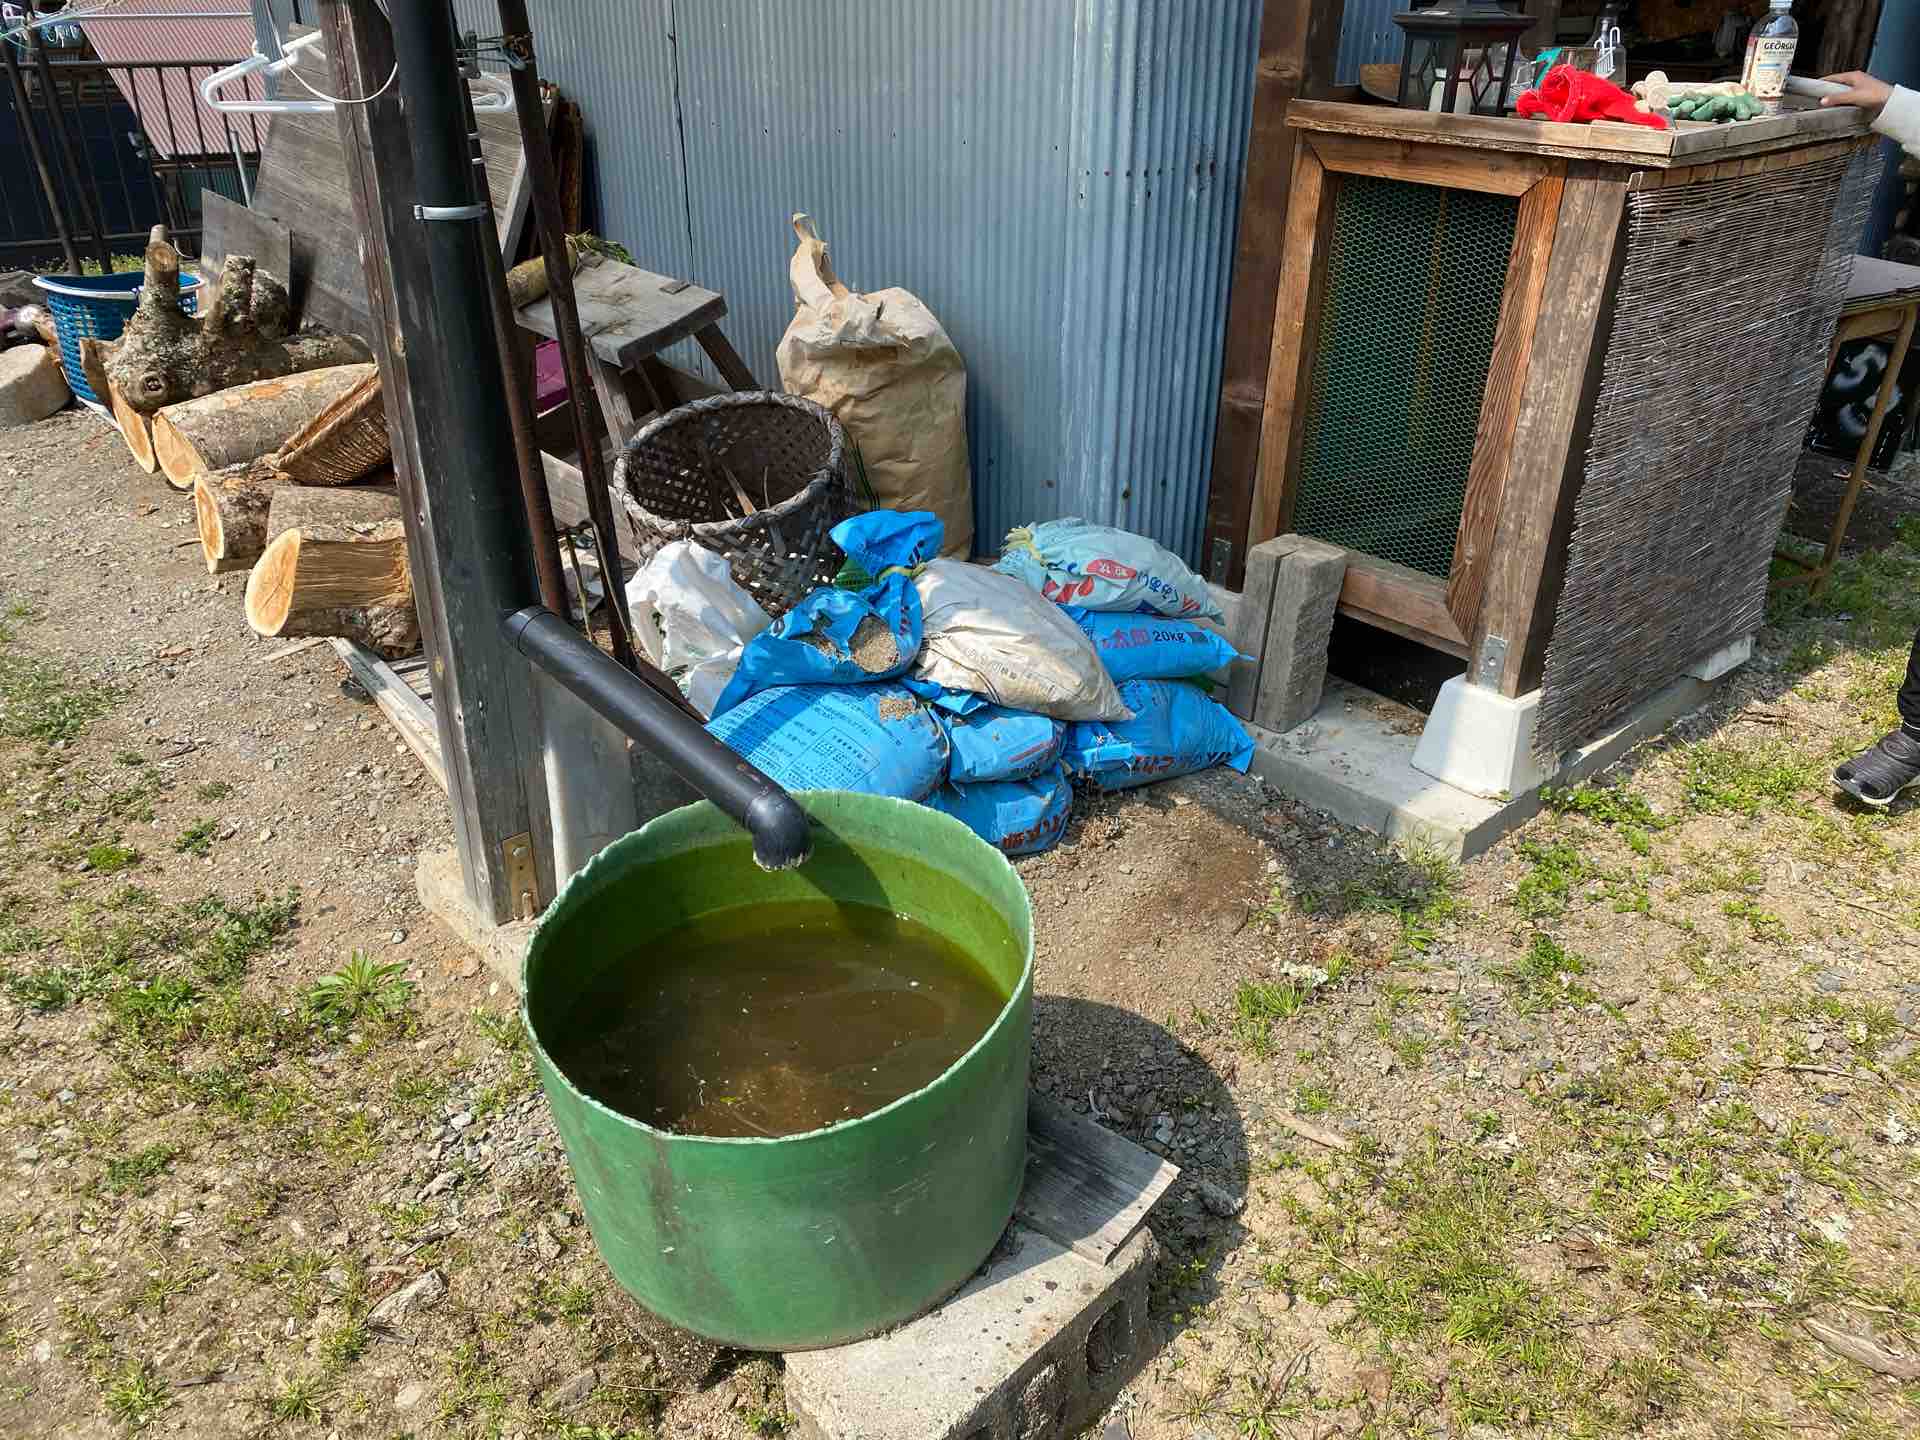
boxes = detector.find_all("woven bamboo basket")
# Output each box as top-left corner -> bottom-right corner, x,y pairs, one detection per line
616,392 -> 855,619
275,369 -> 390,484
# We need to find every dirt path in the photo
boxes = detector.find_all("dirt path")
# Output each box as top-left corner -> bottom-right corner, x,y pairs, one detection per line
0,407 -> 1916,1440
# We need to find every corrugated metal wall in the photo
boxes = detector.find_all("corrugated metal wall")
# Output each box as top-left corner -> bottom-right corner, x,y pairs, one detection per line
448,0 -> 1258,563
1333,0 -> 1407,86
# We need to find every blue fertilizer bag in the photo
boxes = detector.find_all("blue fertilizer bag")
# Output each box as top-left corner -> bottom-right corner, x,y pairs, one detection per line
1065,608 -> 1244,684
706,683 -> 949,800
711,511 -> 944,717
940,704 -> 1066,784
926,764 -> 1072,856
1063,679 -> 1255,791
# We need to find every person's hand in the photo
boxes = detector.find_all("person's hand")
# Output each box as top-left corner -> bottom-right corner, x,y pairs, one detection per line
1821,71 -> 1893,115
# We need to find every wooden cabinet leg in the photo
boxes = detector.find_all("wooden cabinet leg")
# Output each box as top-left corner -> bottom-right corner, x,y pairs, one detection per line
695,325 -> 758,390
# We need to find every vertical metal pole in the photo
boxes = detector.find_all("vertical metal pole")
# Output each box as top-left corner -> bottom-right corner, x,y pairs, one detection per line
2,25 -> 78,272
493,0 -> 639,672
25,2 -> 112,272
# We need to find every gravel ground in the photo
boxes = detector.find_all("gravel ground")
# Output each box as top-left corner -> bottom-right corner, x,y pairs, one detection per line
0,407 -> 1917,1440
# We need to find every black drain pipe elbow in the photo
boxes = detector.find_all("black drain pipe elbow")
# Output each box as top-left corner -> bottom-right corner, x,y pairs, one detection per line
503,606 -> 813,871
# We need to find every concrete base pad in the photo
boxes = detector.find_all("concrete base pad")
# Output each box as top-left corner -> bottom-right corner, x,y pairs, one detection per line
1411,675 -> 1551,800
415,845 -> 532,988
786,1224 -> 1158,1440
1249,671 -> 1725,859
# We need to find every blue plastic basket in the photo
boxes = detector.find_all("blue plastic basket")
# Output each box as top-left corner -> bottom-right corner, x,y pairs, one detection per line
33,272 -> 204,407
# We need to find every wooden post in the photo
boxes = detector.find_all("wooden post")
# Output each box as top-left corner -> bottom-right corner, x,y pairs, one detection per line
320,0 -> 555,924
1201,0 -> 1345,589
24,2 -> 111,274
1,25 -> 78,274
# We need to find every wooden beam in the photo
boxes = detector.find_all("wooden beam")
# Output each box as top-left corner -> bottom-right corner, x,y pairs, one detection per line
1470,164 -> 1630,696
330,638 -> 447,792
321,0 -> 555,923
1307,132 -> 1549,195
1249,142 -> 1334,548
1445,169 -> 1563,636
1201,0 -> 1345,588
1337,554 -> 1469,653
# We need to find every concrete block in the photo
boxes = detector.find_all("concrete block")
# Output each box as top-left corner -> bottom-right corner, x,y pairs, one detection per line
0,343 -> 70,428
1687,633 -> 1752,682
1410,676 -> 1556,800
786,1224 -> 1158,1440
414,845 -> 533,989
1226,534 -> 1345,732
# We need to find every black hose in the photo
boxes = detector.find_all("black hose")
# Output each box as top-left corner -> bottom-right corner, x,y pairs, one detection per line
503,607 -> 813,872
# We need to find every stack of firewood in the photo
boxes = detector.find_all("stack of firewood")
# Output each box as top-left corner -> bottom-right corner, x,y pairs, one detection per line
95,231 -> 553,660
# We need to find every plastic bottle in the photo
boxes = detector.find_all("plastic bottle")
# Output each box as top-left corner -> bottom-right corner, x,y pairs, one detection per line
1741,0 -> 1799,116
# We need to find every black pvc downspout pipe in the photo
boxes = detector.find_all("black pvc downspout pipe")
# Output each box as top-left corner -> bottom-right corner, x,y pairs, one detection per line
504,607 -> 813,872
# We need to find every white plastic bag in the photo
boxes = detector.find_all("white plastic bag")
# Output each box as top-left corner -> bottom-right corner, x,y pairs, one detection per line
625,541 -> 772,718
775,214 -> 973,558
910,560 -> 1129,722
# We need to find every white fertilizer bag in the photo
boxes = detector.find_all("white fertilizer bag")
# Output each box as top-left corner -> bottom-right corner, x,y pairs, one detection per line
996,517 -> 1223,620
625,541 -> 772,719
775,214 -> 973,557
910,560 -> 1130,722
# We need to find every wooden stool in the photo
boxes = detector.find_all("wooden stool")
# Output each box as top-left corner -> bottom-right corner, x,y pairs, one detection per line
514,252 -> 759,453
1776,255 -> 1920,594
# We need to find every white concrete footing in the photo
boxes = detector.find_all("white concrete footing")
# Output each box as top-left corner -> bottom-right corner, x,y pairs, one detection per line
1410,676 -> 1556,800
1687,633 -> 1754,682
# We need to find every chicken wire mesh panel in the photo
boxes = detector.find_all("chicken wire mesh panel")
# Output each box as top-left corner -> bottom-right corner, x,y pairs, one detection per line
1291,176 -> 1520,581
1535,146 -> 1879,759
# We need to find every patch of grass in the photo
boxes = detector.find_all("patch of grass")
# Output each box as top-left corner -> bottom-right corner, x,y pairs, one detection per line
84,842 -> 139,874
1232,978 -> 1310,1059
1664,1027 -> 1707,1063
1593,1161 -> 1740,1245
1498,934 -> 1594,1015
1543,782 -> 1666,852
0,644 -> 115,746
1512,840 -> 1591,919
265,1371 -> 329,1422
438,1340 -> 511,1428
1682,740 -> 1825,816
317,1314 -> 368,1371
101,1358 -> 169,1429
172,819 -> 217,857
307,949 -> 413,1024
1722,897 -> 1789,942
3,964 -> 77,1011
1294,1081 -> 1334,1116
193,780 -> 232,803
100,1142 -> 179,1197
114,749 -> 145,767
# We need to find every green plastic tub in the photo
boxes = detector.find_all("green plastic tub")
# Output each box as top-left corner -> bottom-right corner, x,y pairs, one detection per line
521,791 -> 1033,1351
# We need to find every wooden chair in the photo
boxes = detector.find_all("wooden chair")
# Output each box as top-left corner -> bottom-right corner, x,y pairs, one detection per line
514,252 -> 759,454
1775,255 -> 1920,593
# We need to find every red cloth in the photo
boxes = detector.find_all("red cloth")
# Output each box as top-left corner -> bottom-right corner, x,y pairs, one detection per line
1516,63 -> 1668,130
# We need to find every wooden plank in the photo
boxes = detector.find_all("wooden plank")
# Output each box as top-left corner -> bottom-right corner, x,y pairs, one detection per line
541,449 -> 642,557
321,0 -> 556,922
197,192 -> 292,289
1470,165 -> 1629,695
1200,0 -> 1346,589
1307,131 -> 1545,195
253,24 -> 533,339
1288,99 -> 1677,161
330,638 -> 447,791
517,253 -> 728,372
1629,135 -> 1869,190
1845,255 -> 1920,307
1250,143 -> 1334,547
1445,170 -> 1563,636
1338,554 -> 1468,651
1015,1093 -> 1180,1267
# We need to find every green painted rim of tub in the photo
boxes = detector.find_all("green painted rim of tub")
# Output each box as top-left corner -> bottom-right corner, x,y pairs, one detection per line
520,790 -> 1034,1351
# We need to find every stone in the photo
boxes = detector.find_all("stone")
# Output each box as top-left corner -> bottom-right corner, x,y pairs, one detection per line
369,1269 -> 447,1326
1228,535 -> 1345,732
394,1381 -> 425,1411
534,1225 -> 562,1262
0,344 -> 68,428
546,1366 -> 598,1409
418,1170 -> 457,1201
1196,1180 -> 1243,1218
786,1225 -> 1157,1440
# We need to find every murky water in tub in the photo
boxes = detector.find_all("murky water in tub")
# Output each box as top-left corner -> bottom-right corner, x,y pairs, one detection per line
549,900 -> 1007,1138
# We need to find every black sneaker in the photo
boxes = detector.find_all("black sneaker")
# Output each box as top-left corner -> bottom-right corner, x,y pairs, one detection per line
1833,728 -> 1920,808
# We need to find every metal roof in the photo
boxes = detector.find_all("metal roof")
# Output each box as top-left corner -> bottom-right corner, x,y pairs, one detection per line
74,0 -> 262,159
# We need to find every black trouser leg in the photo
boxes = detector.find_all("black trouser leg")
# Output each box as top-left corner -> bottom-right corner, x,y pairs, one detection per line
1901,626 -> 1920,739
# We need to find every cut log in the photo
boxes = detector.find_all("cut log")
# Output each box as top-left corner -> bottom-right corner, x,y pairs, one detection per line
104,236 -> 369,414
108,381 -> 157,472
244,484 -> 418,658
192,459 -> 286,574
273,367 -> 388,484
151,364 -> 374,491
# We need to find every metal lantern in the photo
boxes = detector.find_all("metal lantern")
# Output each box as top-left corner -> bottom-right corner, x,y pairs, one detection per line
1392,2 -> 1534,116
